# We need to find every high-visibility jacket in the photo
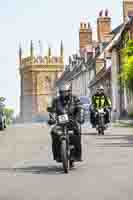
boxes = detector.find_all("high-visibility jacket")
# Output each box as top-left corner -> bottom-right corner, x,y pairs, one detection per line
92,94 -> 111,109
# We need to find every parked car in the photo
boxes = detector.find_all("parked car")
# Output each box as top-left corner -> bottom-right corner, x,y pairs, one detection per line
32,114 -> 49,123
0,112 -> 6,130
79,96 -> 91,122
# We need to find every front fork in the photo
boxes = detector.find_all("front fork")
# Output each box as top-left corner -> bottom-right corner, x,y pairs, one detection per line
96,114 -> 105,129
60,135 -> 74,161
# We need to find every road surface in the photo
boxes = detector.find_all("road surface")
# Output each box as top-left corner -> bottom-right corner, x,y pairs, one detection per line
0,123 -> 132,200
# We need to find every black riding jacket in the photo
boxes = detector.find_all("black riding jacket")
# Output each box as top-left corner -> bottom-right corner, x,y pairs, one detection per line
48,95 -> 83,123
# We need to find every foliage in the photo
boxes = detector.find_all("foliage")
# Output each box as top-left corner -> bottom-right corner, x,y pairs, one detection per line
4,108 -> 14,124
120,40 -> 133,92
0,97 -> 14,125
128,112 -> 133,118
0,97 -> 6,102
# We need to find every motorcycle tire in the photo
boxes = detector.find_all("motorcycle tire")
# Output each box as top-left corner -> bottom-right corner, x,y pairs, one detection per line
98,128 -> 104,135
98,128 -> 101,135
101,129 -> 104,135
69,160 -> 74,168
61,140 -> 69,174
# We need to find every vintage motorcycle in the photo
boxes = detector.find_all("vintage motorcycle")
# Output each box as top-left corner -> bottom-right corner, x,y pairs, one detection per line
95,108 -> 106,135
48,111 -> 80,173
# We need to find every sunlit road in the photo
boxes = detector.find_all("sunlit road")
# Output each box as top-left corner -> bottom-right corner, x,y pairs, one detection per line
0,123 -> 132,199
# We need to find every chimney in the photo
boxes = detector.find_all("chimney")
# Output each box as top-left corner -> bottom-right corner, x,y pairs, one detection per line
79,22 -> 92,52
123,0 -> 133,22
97,9 -> 111,43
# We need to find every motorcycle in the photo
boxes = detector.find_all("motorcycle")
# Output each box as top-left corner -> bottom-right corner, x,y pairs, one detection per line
48,111 -> 78,174
95,108 -> 106,135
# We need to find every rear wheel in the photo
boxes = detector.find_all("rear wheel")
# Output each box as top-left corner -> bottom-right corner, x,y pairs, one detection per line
61,140 -> 69,173
69,160 -> 74,168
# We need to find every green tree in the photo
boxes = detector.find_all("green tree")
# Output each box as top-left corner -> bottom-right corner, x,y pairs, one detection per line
0,97 -> 5,102
3,108 -> 14,125
0,97 -> 5,112
0,97 -> 14,125
121,40 -> 133,92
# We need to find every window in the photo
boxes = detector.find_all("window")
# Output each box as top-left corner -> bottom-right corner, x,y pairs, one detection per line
45,76 -> 51,89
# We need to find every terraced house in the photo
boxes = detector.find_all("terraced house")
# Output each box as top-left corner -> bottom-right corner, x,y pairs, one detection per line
88,0 -> 133,120
57,0 -> 133,121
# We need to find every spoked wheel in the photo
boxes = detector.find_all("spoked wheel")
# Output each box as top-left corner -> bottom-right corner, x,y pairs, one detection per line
98,128 -> 101,135
61,140 -> 69,174
101,128 -> 104,135
69,160 -> 74,168
98,128 -> 104,135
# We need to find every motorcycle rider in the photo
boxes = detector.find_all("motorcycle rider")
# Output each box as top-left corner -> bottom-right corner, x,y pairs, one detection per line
90,85 -> 111,128
47,83 -> 84,162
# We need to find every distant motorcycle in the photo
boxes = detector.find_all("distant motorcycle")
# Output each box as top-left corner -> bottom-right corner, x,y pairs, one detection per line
49,111 -> 80,174
95,108 -> 106,135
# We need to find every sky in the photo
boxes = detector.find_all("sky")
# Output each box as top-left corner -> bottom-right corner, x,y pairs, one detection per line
0,0 -> 124,115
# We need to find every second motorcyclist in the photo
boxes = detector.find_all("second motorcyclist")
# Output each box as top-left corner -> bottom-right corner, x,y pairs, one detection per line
90,85 -> 111,128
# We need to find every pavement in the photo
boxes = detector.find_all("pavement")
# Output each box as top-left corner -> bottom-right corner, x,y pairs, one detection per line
112,119 -> 133,127
0,123 -> 132,199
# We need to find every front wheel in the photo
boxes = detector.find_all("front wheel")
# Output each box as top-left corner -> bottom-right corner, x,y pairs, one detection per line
101,128 -> 104,135
69,160 -> 74,168
61,140 -> 69,173
98,127 -> 104,135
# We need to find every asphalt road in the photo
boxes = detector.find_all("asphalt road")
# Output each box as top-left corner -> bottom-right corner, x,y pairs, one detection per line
0,123 -> 132,200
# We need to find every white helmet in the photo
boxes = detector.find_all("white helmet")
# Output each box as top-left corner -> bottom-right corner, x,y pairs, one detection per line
97,85 -> 104,92
99,85 -> 104,90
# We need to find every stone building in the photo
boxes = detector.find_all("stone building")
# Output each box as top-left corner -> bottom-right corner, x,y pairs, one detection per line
57,10 -> 112,97
88,0 -> 133,120
57,21 -> 97,97
19,41 -> 64,122
109,16 -> 133,120
57,55 -> 95,97
123,0 -> 133,21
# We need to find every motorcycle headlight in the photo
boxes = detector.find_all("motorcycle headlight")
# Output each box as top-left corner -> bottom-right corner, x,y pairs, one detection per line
56,130 -> 63,136
68,130 -> 74,135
